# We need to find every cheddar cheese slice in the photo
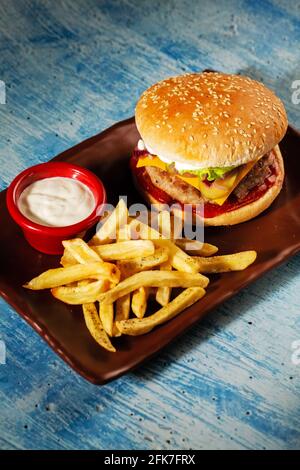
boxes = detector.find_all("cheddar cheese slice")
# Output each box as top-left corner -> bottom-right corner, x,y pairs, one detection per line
178,161 -> 256,205
136,155 -> 167,172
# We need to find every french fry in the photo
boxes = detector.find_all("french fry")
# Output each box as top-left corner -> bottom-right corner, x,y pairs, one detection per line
193,250 -> 257,273
132,287 -> 148,319
117,287 -> 206,335
60,250 -> 78,267
62,238 -> 102,264
154,239 -> 201,273
130,215 -> 181,241
117,224 -> 131,242
117,247 -> 169,277
99,302 -> 114,337
129,217 -> 161,240
115,294 -> 131,320
109,221 -> 132,335
113,293 -> 131,337
91,240 -> 155,261
24,262 -> 120,290
129,219 -> 200,273
175,238 -> 218,256
64,281 -> 78,287
61,239 -> 105,282
112,224 -> 133,333
82,303 -> 116,352
156,210 -> 172,306
99,270 -> 209,304
171,214 -> 183,240
51,279 -> 110,304
156,260 -> 172,307
90,199 -> 128,245
157,210 -> 171,239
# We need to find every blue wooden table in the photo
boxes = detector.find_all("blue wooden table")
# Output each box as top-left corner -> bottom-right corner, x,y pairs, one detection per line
0,0 -> 300,450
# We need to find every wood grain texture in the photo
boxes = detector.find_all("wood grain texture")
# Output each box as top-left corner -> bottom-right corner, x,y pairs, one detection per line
0,0 -> 300,450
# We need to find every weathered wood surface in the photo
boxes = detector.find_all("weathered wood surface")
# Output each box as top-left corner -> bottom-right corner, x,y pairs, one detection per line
0,0 -> 299,450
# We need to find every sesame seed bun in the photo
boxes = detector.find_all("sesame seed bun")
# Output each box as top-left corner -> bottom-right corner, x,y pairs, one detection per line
134,145 -> 284,226
135,72 -> 288,168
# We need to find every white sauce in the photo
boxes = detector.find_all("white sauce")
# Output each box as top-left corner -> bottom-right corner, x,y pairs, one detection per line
18,177 -> 96,227
139,139 -> 201,171
137,139 -> 146,151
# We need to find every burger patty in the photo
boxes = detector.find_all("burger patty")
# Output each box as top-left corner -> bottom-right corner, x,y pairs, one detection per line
145,151 -> 277,205
233,151 -> 277,200
146,166 -> 204,204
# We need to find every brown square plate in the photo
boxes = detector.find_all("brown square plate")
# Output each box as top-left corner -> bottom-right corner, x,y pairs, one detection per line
1,117 -> 300,384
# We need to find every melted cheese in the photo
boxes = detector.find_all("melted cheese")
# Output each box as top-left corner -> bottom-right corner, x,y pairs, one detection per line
136,155 -> 167,171
136,155 -> 256,206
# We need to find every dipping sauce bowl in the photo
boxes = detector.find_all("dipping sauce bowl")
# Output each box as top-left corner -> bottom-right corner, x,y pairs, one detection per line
6,162 -> 106,255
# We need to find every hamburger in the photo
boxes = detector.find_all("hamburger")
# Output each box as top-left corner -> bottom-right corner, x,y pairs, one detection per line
131,72 -> 287,225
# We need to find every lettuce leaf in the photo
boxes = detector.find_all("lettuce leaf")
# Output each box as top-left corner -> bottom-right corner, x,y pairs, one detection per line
177,165 -> 237,181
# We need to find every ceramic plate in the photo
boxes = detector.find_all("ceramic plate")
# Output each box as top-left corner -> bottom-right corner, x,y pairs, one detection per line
1,117 -> 300,384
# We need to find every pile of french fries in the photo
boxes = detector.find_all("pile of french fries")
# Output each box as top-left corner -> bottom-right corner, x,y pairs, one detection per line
24,200 -> 257,352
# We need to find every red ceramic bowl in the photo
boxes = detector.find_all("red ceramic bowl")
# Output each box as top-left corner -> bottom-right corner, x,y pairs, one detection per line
6,162 -> 106,255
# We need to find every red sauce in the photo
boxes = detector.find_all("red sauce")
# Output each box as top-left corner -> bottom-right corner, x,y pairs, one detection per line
131,150 -> 277,218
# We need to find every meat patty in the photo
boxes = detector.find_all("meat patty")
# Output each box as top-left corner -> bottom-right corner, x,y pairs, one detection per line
146,166 -> 204,204
145,151 -> 277,205
233,151 -> 277,200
